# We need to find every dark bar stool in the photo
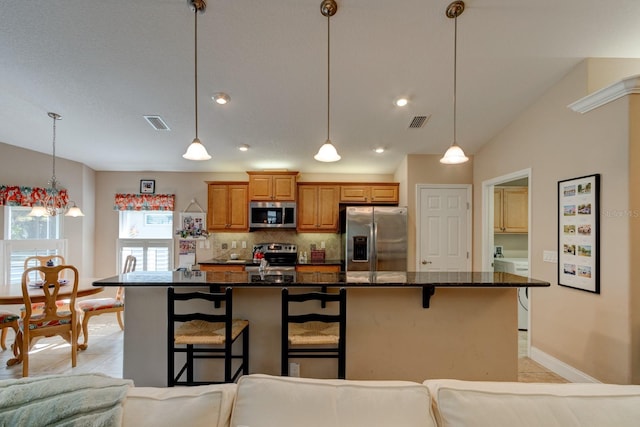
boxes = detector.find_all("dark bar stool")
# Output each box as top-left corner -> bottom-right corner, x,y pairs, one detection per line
281,287 -> 346,379
167,287 -> 249,386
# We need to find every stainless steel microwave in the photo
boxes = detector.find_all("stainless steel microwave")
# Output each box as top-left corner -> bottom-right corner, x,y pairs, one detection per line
249,201 -> 296,229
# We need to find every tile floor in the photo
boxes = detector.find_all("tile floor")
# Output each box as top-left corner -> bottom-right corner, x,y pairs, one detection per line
0,319 -> 567,383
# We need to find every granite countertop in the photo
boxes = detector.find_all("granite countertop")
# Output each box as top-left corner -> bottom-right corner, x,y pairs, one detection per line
94,270 -> 550,288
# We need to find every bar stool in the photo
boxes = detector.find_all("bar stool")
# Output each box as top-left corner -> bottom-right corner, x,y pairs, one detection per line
281,287 -> 346,379
167,287 -> 249,386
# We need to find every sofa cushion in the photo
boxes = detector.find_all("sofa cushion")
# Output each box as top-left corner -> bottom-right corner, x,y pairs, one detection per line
231,374 -> 436,427
425,379 -> 640,427
122,383 -> 237,427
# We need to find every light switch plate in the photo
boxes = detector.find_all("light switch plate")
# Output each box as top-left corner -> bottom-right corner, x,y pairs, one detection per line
543,250 -> 558,263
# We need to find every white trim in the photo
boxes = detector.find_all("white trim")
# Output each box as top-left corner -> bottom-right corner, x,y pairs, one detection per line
415,184 -> 472,271
530,346 -> 601,383
568,74 -> 640,113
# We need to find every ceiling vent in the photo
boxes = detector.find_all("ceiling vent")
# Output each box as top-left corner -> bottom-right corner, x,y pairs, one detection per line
144,115 -> 171,131
408,115 -> 430,129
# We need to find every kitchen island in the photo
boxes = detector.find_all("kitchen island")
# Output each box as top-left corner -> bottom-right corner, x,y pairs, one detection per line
94,271 -> 549,386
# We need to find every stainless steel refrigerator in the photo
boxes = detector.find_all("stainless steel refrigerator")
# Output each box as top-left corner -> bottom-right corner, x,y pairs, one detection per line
342,206 -> 407,272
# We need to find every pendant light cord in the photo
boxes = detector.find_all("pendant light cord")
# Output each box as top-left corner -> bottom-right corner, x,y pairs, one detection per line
453,14 -> 457,144
51,114 -> 57,185
194,9 -> 199,140
327,12 -> 331,142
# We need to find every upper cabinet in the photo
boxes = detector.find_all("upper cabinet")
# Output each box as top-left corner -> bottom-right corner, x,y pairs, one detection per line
340,183 -> 399,204
297,184 -> 340,232
207,182 -> 249,232
494,187 -> 528,233
247,171 -> 298,201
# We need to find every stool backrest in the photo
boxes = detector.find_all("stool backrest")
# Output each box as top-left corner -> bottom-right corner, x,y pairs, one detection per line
168,287 -> 234,340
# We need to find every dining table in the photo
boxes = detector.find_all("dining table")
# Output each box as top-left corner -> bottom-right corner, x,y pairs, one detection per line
0,278 -> 104,366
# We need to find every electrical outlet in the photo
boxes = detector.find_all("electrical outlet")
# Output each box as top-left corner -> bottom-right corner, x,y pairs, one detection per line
320,241 -> 325,249
289,362 -> 300,377
199,240 -> 204,249
231,241 -> 237,249
242,241 -> 247,249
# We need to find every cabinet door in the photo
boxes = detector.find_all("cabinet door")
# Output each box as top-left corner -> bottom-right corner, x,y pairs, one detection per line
370,185 -> 398,203
494,188 -> 504,232
297,185 -> 320,231
316,185 -> 339,230
248,175 -> 273,201
208,184 -> 231,230
272,175 -> 296,201
227,184 -> 249,230
340,185 -> 369,203
502,187 -> 528,233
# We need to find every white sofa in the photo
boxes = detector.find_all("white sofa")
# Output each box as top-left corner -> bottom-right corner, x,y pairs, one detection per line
122,374 -> 640,427
3,374 -> 640,426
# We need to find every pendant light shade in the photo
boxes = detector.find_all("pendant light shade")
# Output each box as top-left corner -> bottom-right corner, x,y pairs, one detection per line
314,139 -> 341,162
183,0 -> 212,161
440,1 -> 469,165
65,201 -> 85,217
314,0 -> 341,163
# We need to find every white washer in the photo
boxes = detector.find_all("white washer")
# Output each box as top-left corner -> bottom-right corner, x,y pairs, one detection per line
494,258 -> 529,330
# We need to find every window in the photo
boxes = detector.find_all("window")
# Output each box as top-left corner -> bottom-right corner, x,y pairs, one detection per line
117,211 -> 173,271
1,206 -> 66,285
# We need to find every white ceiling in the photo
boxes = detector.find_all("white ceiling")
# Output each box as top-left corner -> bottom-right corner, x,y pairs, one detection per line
2,0 -> 640,174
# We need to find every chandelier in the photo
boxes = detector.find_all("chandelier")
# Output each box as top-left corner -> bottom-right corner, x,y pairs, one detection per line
28,112 -> 84,217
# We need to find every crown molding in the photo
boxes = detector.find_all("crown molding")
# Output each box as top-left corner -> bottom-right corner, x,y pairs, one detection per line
568,74 -> 640,113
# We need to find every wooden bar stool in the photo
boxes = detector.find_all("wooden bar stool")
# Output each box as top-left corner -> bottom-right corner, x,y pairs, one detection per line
168,287 -> 249,386
281,287 -> 346,379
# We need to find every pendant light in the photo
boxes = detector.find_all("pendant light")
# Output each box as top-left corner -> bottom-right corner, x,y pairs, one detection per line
314,0 -> 341,162
28,112 -> 84,217
183,0 -> 212,161
440,1 -> 469,164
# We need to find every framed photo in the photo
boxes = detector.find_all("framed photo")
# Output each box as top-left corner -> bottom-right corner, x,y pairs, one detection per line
177,212 -> 207,238
557,174 -> 600,293
140,179 -> 155,194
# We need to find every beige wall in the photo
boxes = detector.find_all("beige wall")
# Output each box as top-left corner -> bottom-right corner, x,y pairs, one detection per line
0,142 -> 95,276
473,60 -> 634,383
629,95 -> 640,384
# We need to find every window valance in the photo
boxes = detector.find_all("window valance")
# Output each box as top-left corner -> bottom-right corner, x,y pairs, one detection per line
114,194 -> 175,211
0,185 -> 69,207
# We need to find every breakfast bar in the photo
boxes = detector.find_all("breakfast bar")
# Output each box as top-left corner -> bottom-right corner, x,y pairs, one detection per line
94,271 -> 549,387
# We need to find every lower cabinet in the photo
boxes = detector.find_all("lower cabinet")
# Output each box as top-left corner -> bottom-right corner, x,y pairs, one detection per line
296,264 -> 341,282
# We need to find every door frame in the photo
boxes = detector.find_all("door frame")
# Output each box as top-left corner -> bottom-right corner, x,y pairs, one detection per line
415,184 -> 473,271
481,168 -> 532,271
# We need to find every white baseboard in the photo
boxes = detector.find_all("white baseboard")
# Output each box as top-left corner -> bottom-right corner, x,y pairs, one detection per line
530,346 -> 601,383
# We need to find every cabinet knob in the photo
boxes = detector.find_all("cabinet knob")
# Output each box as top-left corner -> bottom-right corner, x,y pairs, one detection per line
421,260 -> 432,265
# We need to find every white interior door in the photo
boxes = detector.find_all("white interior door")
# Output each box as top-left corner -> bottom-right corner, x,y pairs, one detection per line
417,185 -> 472,271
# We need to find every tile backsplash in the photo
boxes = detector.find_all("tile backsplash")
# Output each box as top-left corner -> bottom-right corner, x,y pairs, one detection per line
195,231 -> 341,262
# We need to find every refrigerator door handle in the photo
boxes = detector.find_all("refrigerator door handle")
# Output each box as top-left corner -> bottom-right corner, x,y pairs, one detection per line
371,221 -> 377,271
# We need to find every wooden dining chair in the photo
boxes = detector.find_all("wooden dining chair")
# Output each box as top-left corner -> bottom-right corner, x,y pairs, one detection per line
77,255 -> 136,350
21,255 -> 68,316
17,264 -> 80,377
0,310 -> 19,353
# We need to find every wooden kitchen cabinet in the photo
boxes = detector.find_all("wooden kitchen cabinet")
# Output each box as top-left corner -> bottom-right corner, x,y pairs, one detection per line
296,264 -> 341,283
494,187 -> 528,233
207,182 -> 249,231
247,171 -> 298,201
297,183 -> 340,232
340,183 -> 399,204
199,264 -> 245,272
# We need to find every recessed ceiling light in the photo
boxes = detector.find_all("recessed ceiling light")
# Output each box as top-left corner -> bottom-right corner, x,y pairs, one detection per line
238,144 -> 250,152
374,147 -> 385,154
213,92 -> 230,105
394,97 -> 408,107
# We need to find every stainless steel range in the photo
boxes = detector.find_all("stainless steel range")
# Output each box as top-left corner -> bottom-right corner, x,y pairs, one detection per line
247,242 -> 297,282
